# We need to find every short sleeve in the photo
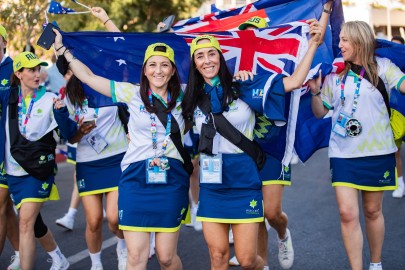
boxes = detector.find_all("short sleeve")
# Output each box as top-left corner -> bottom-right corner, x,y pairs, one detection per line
321,74 -> 335,110
111,81 -> 139,104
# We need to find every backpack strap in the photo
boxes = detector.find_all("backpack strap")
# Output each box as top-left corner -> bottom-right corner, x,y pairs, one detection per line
197,93 -> 266,170
153,97 -> 194,175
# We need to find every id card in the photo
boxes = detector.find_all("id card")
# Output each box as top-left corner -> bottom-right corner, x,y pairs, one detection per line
333,111 -> 350,138
200,153 -> 222,184
146,158 -> 168,184
86,132 -> 108,154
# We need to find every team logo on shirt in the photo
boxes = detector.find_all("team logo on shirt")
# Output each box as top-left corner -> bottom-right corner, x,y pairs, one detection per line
47,154 -> 55,161
246,199 -> 260,215
228,101 -> 238,112
38,155 -> 47,164
33,108 -> 43,117
252,88 -> 264,98
1,78 -> 8,86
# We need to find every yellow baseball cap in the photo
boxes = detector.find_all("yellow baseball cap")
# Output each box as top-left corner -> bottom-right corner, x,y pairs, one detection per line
238,16 -> 268,30
13,52 -> 48,72
143,43 -> 175,64
0,24 -> 7,40
190,35 -> 222,57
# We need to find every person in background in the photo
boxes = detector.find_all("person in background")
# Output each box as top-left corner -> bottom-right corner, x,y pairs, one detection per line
229,3 -> 332,269
45,54 -> 67,94
6,51 -> 69,270
310,21 -> 405,270
390,35 -> 405,198
0,23 -> 21,270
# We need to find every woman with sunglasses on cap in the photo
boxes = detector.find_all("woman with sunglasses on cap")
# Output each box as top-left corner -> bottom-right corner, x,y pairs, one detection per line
309,21 -> 405,270
5,51 -> 69,269
182,18 -> 322,269
53,30 -> 190,269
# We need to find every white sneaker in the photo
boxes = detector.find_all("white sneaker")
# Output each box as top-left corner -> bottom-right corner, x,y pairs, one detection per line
103,208 -> 107,220
191,205 -> 202,231
55,214 -> 74,231
229,255 -> 240,266
228,228 -> 234,244
7,254 -> 20,270
263,266 -> 270,270
117,248 -> 127,270
278,229 -> 294,269
90,264 -> 103,270
49,255 -> 70,270
392,185 -> 405,198
369,263 -> 383,270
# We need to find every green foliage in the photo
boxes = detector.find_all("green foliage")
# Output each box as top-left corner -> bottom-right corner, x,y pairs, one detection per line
0,0 -> 204,57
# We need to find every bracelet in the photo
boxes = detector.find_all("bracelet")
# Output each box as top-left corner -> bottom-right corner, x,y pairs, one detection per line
323,7 -> 332,14
61,47 -> 68,56
103,18 -> 111,25
311,91 -> 321,96
56,45 -> 64,51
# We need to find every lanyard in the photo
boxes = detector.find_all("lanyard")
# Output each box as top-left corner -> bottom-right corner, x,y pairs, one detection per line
74,99 -> 99,123
18,86 -> 37,136
340,67 -> 365,117
148,89 -> 172,158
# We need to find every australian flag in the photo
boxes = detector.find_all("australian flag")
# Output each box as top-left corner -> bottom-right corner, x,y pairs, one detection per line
48,1 -> 76,14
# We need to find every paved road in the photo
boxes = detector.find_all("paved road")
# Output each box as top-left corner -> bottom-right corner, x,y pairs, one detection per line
1,148 -> 405,269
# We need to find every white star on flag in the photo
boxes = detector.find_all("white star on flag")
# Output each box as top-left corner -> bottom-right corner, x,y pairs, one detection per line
116,59 -> 126,66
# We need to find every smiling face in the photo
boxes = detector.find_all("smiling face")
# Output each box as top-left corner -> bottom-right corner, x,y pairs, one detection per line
15,66 -> 41,91
144,55 -> 175,92
193,39 -> 221,84
339,31 -> 359,64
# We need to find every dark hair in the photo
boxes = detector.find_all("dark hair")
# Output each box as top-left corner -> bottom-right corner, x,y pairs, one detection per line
391,35 -> 405,45
182,50 -> 238,121
10,70 -> 22,87
140,46 -> 181,113
65,75 -> 86,109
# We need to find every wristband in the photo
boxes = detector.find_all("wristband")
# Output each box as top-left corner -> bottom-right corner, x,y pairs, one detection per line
103,18 -> 111,25
56,45 -> 64,51
311,91 -> 321,96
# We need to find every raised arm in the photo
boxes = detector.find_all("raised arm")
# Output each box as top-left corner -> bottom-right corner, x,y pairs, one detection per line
53,29 -> 112,97
91,7 -> 120,32
282,1 -> 332,92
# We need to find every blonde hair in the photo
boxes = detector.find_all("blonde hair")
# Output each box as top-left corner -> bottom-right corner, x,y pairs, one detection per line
339,21 -> 379,86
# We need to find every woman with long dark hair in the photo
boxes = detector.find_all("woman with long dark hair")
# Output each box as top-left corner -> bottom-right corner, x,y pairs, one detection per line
53,72 -> 128,270
53,28 -> 191,269
182,19 -> 322,268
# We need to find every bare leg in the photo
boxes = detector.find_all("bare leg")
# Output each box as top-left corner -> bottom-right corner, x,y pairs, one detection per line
123,231 -> 150,269
262,185 -> 288,239
70,170 -> 81,209
189,158 -> 200,205
362,191 -> 384,264
335,186 -> 362,270
0,188 -> 9,254
257,222 -> 268,265
202,222 -> 230,270
105,190 -> 124,238
19,202 -> 42,270
232,223 -> 264,270
81,194 -> 104,253
6,196 -> 19,251
155,231 -> 182,270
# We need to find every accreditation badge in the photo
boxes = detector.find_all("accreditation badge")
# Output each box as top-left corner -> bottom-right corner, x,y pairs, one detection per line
333,111 -> 350,138
200,153 -> 222,184
86,132 -> 109,154
146,158 -> 168,184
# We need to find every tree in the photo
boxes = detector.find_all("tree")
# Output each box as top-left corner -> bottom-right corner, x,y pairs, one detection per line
0,0 -> 205,57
